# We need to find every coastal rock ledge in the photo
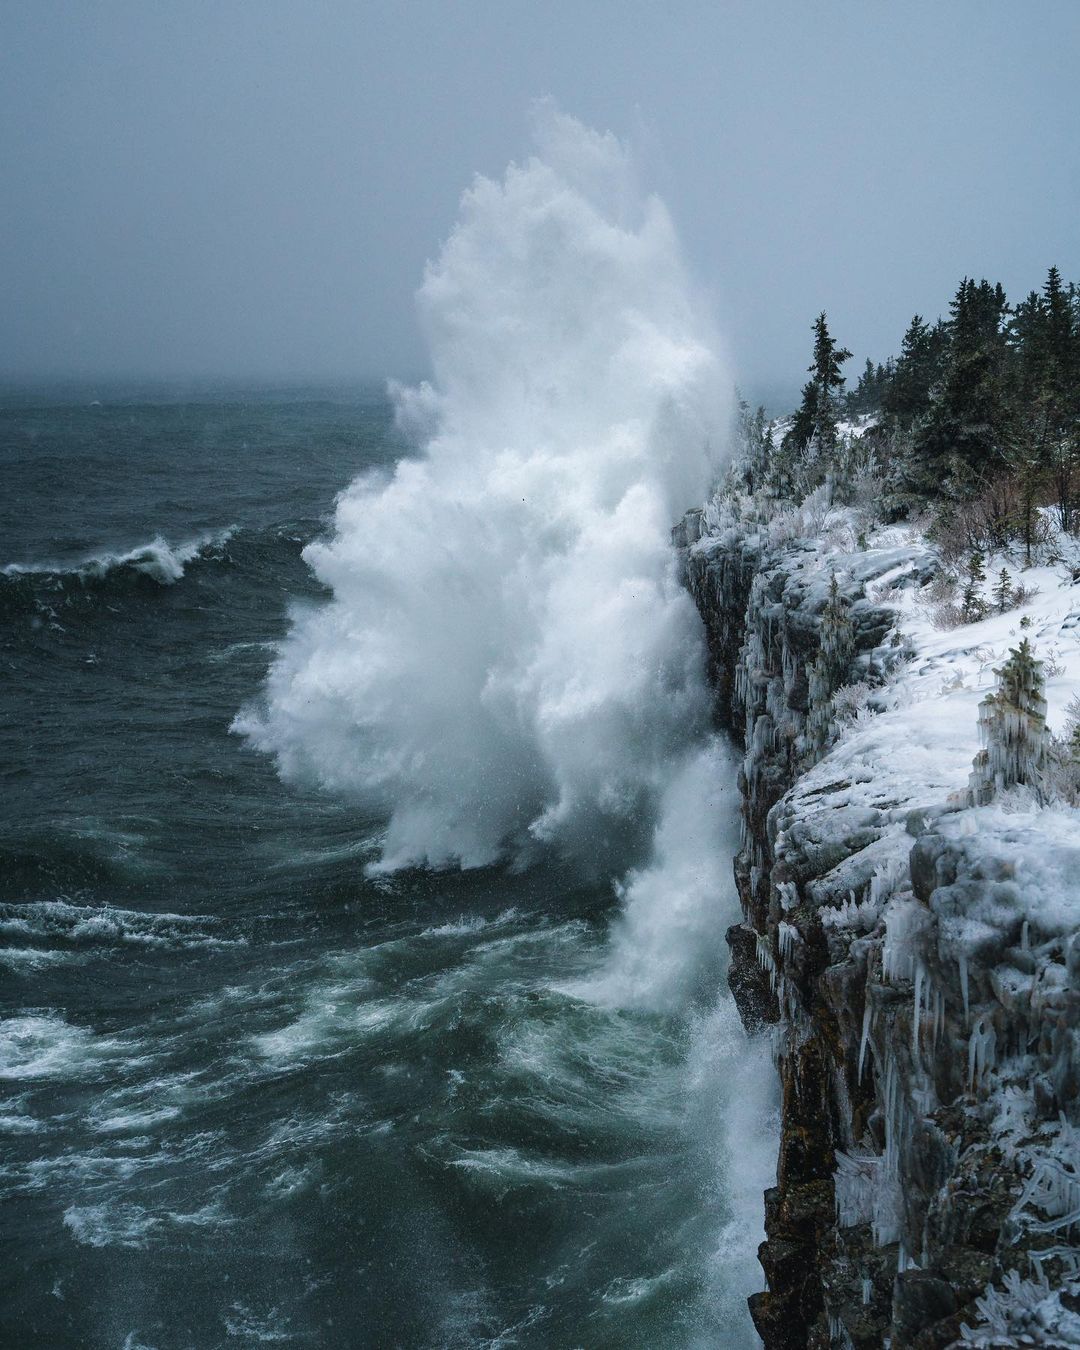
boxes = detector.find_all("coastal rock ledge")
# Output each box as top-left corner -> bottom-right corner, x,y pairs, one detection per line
676,509 -> 1080,1349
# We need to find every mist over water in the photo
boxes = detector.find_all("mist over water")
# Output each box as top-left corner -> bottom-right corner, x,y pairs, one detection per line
240,104 -> 728,873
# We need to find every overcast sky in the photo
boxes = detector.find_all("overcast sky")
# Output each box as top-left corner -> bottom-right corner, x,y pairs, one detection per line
3,1 -> 1078,399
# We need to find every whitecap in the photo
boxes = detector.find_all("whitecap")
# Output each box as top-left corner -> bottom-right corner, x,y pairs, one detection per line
223,1303 -> 296,1342
2,525 -> 235,587
0,1011 -> 135,1081
0,899 -> 244,951
63,1201 -> 160,1249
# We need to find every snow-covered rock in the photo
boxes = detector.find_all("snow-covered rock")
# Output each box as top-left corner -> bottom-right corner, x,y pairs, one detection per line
680,507 -> 1080,1349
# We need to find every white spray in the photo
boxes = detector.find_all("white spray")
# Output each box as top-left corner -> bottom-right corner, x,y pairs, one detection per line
241,104 -> 773,1342
238,103 -> 728,872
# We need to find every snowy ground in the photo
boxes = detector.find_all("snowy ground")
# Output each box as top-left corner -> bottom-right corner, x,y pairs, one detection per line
788,512 -> 1080,1342
823,520 -> 1080,928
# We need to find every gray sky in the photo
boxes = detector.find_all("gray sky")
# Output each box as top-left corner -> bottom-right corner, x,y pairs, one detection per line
3,1 -> 1078,399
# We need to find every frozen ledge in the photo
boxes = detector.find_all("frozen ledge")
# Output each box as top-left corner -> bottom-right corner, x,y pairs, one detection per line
680,510 -> 1080,1349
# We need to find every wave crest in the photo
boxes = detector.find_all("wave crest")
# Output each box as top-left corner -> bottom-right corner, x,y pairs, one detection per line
2,528 -> 235,590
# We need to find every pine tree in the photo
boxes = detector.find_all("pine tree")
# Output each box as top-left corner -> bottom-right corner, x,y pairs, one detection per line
845,357 -> 893,415
1001,268 -> 1076,539
784,314 -> 852,494
883,315 -> 948,436
809,313 -> 853,450
911,279 -> 1010,495
1037,266 -> 1079,533
961,550 -> 988,622
993,568 -> 1013,613
732,394 -> 773,495
969,638 -> 1049,804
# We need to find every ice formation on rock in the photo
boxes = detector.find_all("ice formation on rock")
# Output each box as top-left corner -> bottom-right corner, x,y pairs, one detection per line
679,496 -> 1080,1347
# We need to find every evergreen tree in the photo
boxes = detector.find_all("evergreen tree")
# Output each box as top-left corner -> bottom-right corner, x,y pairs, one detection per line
784,313 -> 852,494
1034,267 -> 1079,532
911,279 -> 1010,495
882,315 -> 949,437
961,550 -> 988,622
969,639 -> 1049,804
732,393 -> 773,495
993,567 -> 1013,613
845,357 -> 893,415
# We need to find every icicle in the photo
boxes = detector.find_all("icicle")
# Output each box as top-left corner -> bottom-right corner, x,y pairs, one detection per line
858,1001 -> 873,1080
913,961 -> 924,1056
778,921 -> 798,960
834,1151 -> 881,1228
967,1016 -> 997,1091
958,950 -> 970,1026
755,931 -> 777,992
861,1278 -> 872,1306
1021,919 -> 1030,952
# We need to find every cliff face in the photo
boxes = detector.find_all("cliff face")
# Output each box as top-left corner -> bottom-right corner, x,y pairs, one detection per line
678,512 -> 1080,1349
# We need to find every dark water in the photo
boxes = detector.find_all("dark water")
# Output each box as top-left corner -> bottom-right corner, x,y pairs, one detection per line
1,387 -> 762,1349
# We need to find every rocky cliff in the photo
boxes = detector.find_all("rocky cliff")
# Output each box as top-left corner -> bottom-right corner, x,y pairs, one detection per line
676,509 -> 1080,1349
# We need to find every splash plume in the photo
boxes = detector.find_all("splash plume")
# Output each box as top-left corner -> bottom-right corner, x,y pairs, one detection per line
239,103 -> 729,870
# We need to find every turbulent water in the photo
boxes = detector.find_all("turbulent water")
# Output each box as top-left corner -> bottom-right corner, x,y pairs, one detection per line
2,110 -> 775,1349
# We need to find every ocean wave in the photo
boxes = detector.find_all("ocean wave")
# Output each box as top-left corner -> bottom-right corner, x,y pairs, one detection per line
63,1201 -> 161,1249
0,898 -> 245,952
2,527 -> 236,589
0,1011 -> 141,1082
63,1198 -> 232,1250
239,104 -> 727,873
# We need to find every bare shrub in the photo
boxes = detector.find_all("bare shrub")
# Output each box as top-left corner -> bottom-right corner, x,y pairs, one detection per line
767,507 -> 802,547
1042,646 -> 1067,678
927,570 -> 959,604
831,680 -> 874,727
798,484 -> 831,536
1047,735 -> 1080,805
930,477 -> 1054,564
823,518 -> 857,551
1064,694 -> 1080,743
928,600 -> 965,630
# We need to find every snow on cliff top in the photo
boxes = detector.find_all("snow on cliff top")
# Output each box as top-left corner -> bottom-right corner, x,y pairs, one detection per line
795,517 -> 1080,935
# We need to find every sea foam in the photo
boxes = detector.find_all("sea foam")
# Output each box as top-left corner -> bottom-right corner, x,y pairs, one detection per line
239,103 -> 728,871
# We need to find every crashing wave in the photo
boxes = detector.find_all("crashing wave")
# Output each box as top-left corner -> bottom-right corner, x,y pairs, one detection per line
2,527 -> 235,590
239,103 -> 729,872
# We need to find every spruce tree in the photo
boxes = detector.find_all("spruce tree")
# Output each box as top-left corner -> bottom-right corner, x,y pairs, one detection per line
961,550 -> 988,622
993,568 -> 1013,613
883,315 -> 948,438
784,313 -> 852,495
911,279 -> 1010,495
846,358 -> 892,415
1037,266 -> 1079,532
998,266 -> 1080,538
969,639 -> 1049,804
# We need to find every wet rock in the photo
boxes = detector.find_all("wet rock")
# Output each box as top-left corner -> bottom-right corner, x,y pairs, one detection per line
893,1271 -> 958,1346
726,921 -> 780,1028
